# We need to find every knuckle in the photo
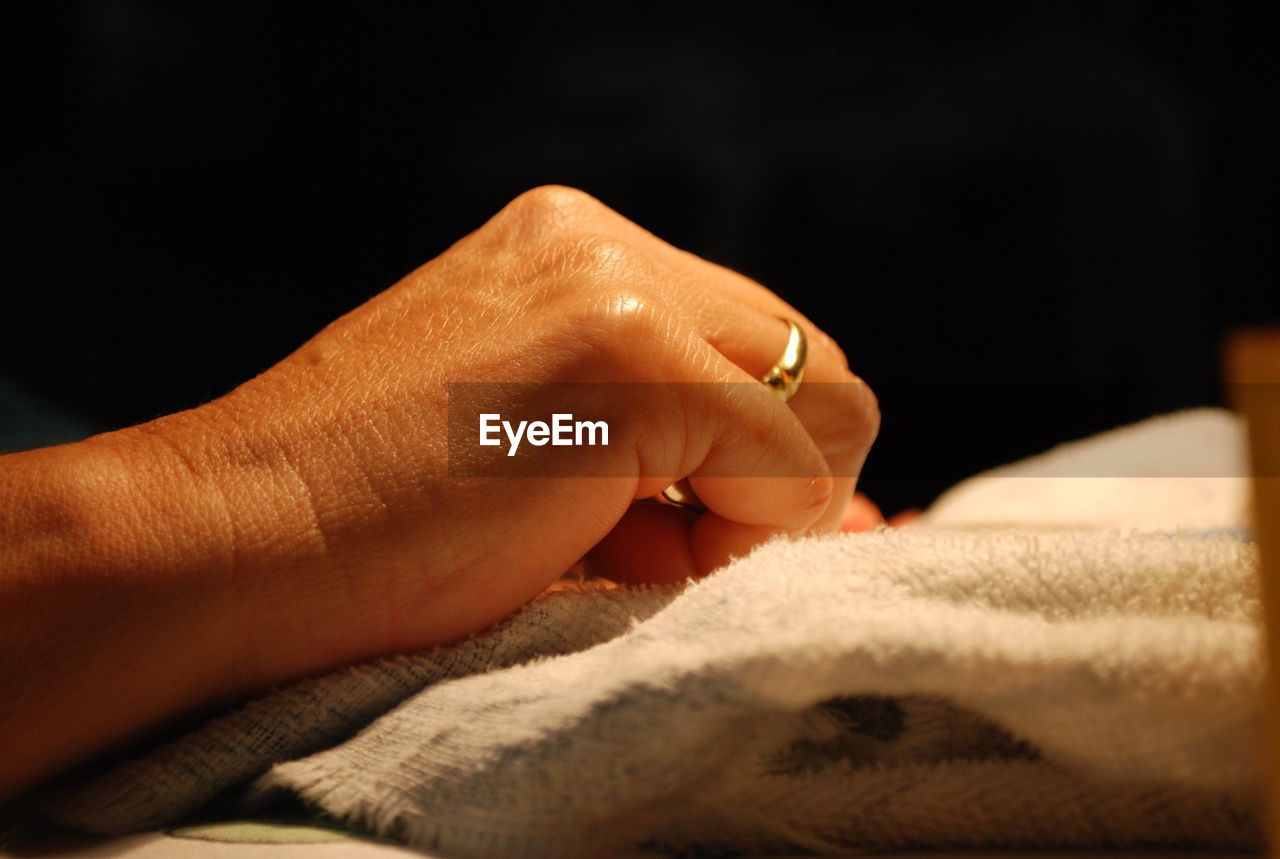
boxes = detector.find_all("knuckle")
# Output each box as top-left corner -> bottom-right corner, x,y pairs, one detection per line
845,376 -> 881,443
819,330 -> 851,371
533,233 -> 646,295
554,284 -> 669,377
572,285 -> 657,342
506,184 -> 599,223
858,378 -> 882,430
492,188 -> 636,280
819,375 -> 881,458
480,186 -> 604,251
555,233 -> 640,276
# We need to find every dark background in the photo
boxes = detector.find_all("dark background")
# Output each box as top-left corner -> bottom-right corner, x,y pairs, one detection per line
5,3 -> 1276,513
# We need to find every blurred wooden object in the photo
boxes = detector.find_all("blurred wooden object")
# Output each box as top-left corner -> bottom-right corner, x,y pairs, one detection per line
1228,329 -> 1280,856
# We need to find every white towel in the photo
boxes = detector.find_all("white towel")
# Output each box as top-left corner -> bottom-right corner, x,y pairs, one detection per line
925,408 -> 1251,531
41,409 -> 1266,856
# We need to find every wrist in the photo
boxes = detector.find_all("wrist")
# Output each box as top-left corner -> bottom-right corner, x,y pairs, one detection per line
101,399 -> 342,685
112,390 -> 441,687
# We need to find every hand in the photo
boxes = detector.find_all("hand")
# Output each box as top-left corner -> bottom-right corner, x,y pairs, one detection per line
160,185 -> 879,662
839,494 -> 923,532
0,186 -> 878,799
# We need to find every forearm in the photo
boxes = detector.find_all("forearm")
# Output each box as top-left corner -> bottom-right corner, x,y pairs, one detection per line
0,406 -> 320,802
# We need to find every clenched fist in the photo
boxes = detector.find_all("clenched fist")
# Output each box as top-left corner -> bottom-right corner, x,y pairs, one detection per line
0,187 -> 878,801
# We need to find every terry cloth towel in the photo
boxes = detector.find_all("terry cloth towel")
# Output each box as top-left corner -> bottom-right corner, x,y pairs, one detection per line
40,409 -> 1266,856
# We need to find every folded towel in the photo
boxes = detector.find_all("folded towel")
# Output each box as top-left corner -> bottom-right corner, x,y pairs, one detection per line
925,408 -> 1250,531
42,409 -> 1266,856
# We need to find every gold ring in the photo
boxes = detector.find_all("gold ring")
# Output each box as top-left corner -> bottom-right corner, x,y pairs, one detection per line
659,318 -> 809,511
760,319 -> 808,403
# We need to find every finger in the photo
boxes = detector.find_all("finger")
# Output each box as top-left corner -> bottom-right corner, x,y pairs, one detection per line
692,306 -> 877,455
487,188 -> 874,542
584,500 -> 699,586
840,493 -> 885,532
591,338 -> 843,580
888,509 -> 924,528
815,474 -> 860,534
688,509 -> 804,574
677,353 -> 834,532
587,502 -> 799,583
681,301 -> 880,536
619,247 -> 877,540
629,339 -> 834,526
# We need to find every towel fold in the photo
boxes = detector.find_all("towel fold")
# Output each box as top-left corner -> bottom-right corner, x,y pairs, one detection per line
42,409 -> 1267,856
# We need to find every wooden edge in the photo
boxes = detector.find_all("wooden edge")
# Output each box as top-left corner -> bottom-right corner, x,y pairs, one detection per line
1226,329 -> 1280,856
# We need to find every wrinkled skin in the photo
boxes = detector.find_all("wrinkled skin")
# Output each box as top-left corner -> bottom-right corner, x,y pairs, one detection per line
0,186 -> 879,801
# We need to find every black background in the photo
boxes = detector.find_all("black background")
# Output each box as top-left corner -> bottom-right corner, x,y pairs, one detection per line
6,2 -> 1276,514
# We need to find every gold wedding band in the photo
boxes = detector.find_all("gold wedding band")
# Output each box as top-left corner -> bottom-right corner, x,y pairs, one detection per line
659,318 -> 809,511
761,319 -> 808,403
